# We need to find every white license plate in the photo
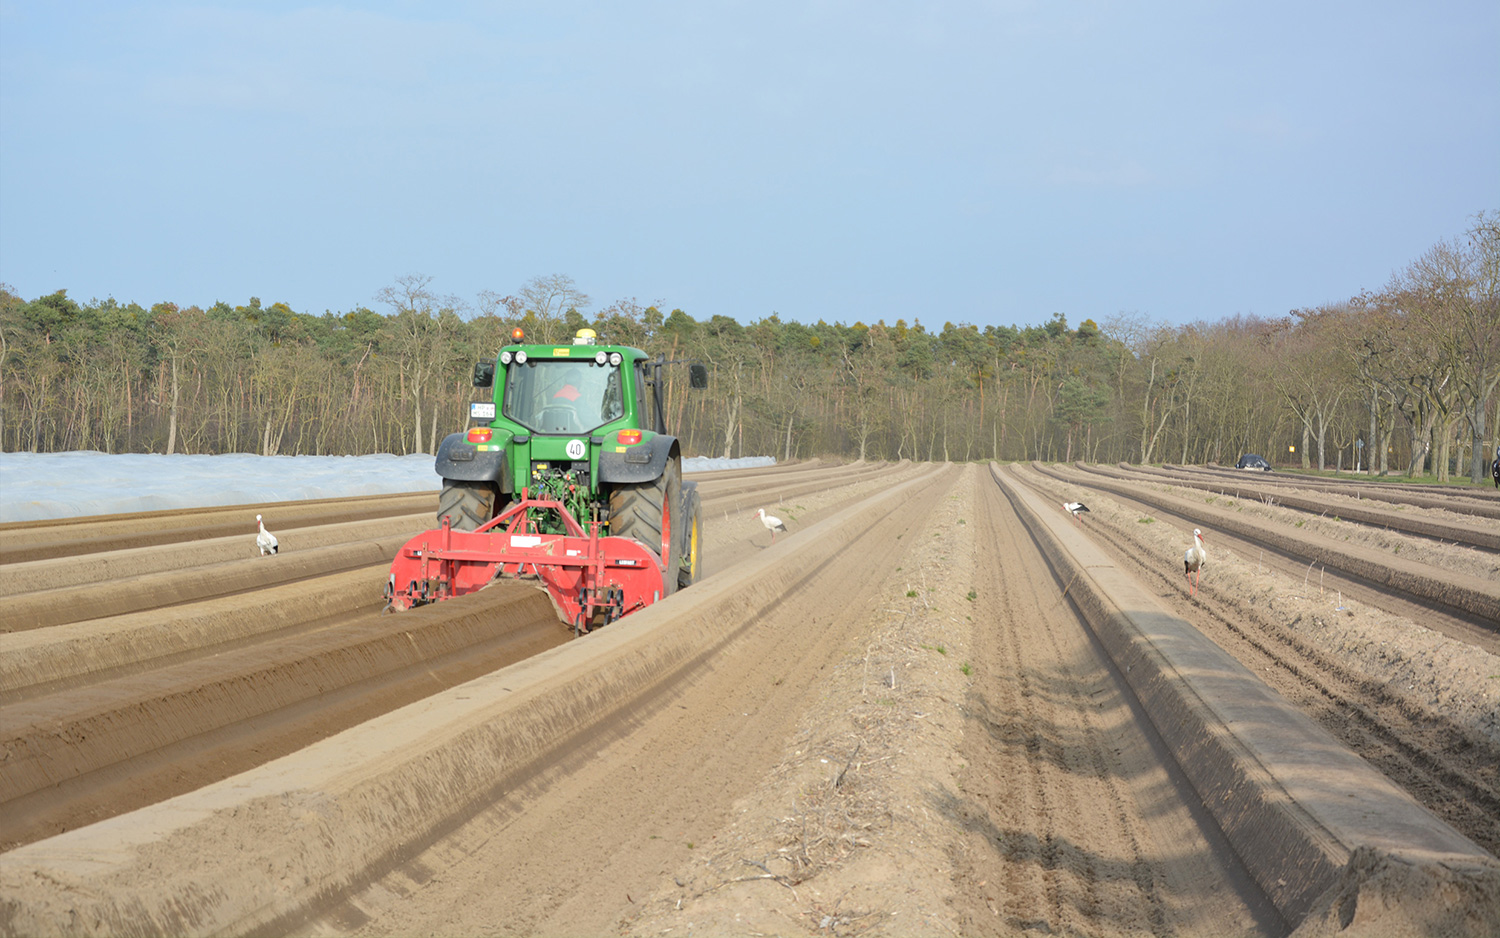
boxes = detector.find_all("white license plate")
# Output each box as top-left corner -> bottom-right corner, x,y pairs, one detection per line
470,402 -> 496,420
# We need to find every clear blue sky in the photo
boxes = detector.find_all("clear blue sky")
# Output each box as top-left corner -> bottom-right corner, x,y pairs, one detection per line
2,1 -> 1496,332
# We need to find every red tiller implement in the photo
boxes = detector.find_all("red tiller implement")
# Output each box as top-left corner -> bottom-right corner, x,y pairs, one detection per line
385,490 -> 667,633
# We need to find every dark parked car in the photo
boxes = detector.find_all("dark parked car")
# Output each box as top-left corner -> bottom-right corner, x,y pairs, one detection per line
1236,453 -> 1272,471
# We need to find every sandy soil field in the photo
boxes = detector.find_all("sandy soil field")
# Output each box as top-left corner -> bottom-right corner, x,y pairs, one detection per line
2,460 -> 1497,937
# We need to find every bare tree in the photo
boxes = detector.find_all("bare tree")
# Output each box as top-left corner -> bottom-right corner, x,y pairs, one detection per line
704,316 -> 756,458
0,284 -> 18,449
476,290 -> 523,321
152,305 -> 210,455
1133,325 -> 1196,465
840,324 -> 896,461
1271,309 -> 1354,470
516,274 -> 590,344
377,274 -> 465,454
1381,298 -> 1451,477
1456,212 -> 1500,482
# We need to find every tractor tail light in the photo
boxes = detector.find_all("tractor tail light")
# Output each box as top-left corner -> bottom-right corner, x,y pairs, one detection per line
617,430 -> 643,445
467,428 -> 493,443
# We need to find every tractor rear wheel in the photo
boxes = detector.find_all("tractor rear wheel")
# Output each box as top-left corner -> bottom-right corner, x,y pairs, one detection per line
438,480 -> 504,532
609,458 -> 681,596
677,483 -> 701,590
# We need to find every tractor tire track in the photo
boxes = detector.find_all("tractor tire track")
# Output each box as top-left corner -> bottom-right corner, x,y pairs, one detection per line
949,469 -> 1275,937
1011,463 -> 1500,859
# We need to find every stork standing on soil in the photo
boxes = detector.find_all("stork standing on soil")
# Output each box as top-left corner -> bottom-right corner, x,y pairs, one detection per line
256,514 -> 279,556
1063,501 -> 1089,522
1183,528 -> 1206,596
756,508 -> 788,544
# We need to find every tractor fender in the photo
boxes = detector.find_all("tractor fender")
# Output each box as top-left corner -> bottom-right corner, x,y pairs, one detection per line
434,431 -> 512,490
599,434 -> 679,484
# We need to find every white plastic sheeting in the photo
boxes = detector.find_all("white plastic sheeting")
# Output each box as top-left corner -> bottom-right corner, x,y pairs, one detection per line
0,452 -> 776,523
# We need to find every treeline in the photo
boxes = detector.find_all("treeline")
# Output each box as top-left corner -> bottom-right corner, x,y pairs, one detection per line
2,214 -> 1497,481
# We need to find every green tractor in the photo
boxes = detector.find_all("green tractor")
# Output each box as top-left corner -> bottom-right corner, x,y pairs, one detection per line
431,327 -> 707,595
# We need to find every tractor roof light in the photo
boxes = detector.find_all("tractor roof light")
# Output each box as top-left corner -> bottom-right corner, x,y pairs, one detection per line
500,350 -> 513,365
514,350 -> 528,364
608,351 -> 623,366
511,327 -> 525,342
594,351 -> 608,365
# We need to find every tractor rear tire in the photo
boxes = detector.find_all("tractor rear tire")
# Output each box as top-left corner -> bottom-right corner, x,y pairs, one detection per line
609,458 -> 681,596
438,480 -> 504,532
677,483 -> 701,590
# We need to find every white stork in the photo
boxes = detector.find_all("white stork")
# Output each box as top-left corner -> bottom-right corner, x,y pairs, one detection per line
1063,501 -> 1089,522
756,508 -> 788,544
1183,528 -> 1206,596
256,514 -> 279,556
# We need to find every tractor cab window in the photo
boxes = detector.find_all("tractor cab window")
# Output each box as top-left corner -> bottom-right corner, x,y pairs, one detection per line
636,361 -> 666,433
503,359 -> 624,434
633,362 -> 651,431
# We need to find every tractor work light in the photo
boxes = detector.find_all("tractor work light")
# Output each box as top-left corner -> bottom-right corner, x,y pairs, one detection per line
595,351 -> 608,365
514,350 -> 528,364
500,350 -> 513,365
608,351 -> 623,366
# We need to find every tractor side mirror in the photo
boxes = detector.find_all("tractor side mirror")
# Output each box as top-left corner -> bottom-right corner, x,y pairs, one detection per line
472,361 -> 495,388
689,363 -> 708,389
